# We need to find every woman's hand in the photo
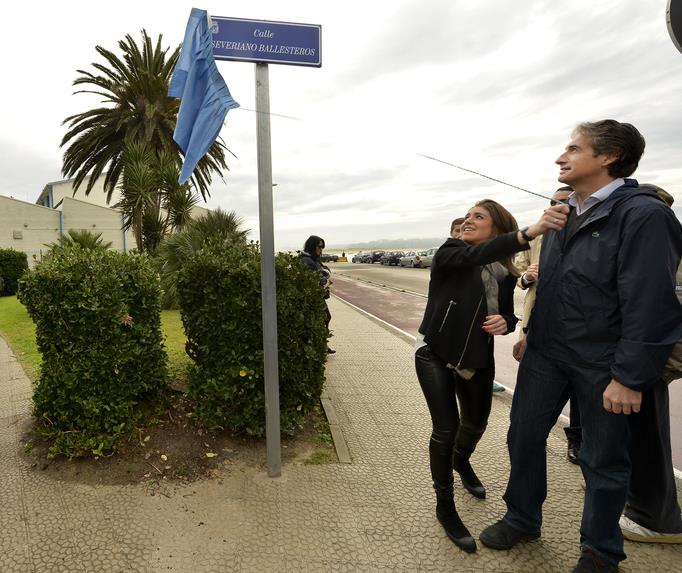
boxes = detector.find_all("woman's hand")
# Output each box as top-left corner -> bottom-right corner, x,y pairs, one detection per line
523,203 -> 570,240
482,314 -> 508,335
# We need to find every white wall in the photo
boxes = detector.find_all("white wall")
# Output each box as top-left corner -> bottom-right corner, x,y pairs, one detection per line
2,176 -> 214,266
0,196 -> 60,266
60,197 -> 134,252
51,177 -> 123,208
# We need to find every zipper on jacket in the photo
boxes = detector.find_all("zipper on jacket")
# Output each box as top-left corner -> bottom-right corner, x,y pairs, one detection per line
438,300 -> 456,332
456,295 -> 484,368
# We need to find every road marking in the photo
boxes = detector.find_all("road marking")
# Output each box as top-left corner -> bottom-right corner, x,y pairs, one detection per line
332,272 -> 427,299
332,293 -> 417,341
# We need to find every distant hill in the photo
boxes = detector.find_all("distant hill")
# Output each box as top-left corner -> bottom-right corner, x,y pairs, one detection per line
335,237 -> 446,250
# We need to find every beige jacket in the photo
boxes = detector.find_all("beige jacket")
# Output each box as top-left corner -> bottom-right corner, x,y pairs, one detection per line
514,236 -> 543,339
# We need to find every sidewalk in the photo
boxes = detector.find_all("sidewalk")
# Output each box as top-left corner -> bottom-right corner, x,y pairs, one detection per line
0,297 -> 680,572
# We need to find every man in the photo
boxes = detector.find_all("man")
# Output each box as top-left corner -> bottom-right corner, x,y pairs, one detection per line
513,187 -> 581,463
480,120 -> 682,573
619,185 -> 682,544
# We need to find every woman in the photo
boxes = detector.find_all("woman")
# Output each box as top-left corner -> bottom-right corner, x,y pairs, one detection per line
416,199 -> 567,552
300,235 -> 335,353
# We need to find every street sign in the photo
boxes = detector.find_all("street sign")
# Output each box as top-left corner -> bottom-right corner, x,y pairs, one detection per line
668,0 -> 682,55
211,17 -> 321,67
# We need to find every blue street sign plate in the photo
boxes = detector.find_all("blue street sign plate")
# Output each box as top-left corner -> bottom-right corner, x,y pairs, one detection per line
211,16 -> 321,67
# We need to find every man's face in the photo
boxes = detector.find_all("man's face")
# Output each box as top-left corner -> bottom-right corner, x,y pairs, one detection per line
450,224 -> 462,239
555,134 -> 615,186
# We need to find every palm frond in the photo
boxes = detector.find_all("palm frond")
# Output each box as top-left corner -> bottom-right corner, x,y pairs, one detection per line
60,29 -> 229,203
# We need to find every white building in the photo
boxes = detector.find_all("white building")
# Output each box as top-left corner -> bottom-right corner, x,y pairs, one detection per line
1,175 -> 208,266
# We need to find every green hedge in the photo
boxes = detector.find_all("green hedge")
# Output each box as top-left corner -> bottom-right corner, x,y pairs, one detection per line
178,245 -> 328,436
0,248 -> 28,296
17,247 -> 168,457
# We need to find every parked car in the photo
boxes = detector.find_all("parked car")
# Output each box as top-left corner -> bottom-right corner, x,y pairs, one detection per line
419,247 -> 439,268
359,252 -> 373,263
368,250 -> 385,264
320,253 -> 338,263
380,251 -> 405,265
401,250 -> 429,267
399,251 -> 416,267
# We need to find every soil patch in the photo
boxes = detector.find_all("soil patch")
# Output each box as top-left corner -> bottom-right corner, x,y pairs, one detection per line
20,391 -> 336,486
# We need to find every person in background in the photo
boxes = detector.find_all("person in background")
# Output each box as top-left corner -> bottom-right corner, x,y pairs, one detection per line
480,120 -> 682,573
618,185 -> 682,544
450,217 -> 465,239
512,187 -> 579,462
452,215 -> 505,392
415,198 -> 568,553
301,235 -> 335,354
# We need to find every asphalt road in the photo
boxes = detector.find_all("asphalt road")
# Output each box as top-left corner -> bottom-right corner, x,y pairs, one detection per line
328,261 -> 682,470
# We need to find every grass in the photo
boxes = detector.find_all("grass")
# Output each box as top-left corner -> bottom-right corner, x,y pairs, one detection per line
161,309 -> 191,382
0,296 -> 191,383
0,295 -> 41,378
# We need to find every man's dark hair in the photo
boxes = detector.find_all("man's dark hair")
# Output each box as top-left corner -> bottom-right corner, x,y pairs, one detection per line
573,119 -> 645,178
303,235 -> 325,259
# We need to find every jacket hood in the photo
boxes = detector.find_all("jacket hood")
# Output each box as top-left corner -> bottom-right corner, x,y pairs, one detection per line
600,179 -> 663,211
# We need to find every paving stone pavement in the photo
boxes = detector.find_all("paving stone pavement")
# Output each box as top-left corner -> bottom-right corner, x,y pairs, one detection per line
1,296 -> 680,572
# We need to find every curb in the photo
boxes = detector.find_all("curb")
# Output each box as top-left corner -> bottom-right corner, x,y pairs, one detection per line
320,388 -> 352,464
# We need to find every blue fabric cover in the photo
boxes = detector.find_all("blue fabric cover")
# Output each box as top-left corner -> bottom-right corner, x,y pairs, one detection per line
169,8 -> 239,184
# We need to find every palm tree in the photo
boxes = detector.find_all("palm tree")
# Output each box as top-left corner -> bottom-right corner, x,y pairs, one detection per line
114,140 -> 201,252
158,151 -> 199,233
155,209 -> 249,308
115,139 -> 158,250
185,209 -> 250,246
46,229 -> 113,252
60,30 -> 232,203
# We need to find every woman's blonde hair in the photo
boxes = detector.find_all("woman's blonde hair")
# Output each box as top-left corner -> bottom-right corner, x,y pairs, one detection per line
474,199 -> 520,277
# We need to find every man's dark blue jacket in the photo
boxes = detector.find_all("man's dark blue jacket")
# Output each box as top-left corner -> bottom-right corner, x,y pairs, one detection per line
527,179 -> 682,391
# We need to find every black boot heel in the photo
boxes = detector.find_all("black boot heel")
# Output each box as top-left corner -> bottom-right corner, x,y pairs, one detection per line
453,449 -> 486,499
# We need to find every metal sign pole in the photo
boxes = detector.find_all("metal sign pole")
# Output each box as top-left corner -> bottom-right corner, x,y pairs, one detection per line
255,62 -> 281,477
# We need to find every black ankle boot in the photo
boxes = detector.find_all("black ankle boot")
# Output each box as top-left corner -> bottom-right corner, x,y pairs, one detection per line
434,487 -> 477,553
453,449 -> 486,499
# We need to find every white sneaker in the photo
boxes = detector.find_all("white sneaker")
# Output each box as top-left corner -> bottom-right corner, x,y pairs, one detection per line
619,515 -> 682,544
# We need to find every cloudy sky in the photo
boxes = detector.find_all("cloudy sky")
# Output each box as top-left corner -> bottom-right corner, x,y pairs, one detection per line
2,0 -> 681,250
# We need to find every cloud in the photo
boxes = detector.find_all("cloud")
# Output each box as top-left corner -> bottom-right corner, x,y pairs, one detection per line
2,0 -> 681,250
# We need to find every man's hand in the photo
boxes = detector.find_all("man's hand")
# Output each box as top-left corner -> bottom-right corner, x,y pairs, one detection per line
482,314 -> 508,335
524,264 -> 539,283
603,379 -> 642,414
512,337 -> 527,362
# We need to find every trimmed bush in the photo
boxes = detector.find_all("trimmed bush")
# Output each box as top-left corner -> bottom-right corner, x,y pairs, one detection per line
17,247 -> 168,457
0,248 -> 28,296
178,244 -> 328,436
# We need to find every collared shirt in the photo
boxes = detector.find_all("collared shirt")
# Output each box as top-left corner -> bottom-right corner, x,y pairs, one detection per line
568,178 -> 624,215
